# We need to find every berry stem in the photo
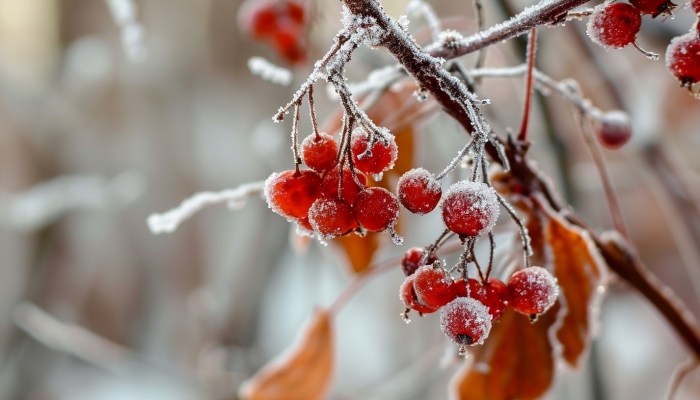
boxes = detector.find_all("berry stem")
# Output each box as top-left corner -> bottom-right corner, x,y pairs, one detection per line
495,191 -> 532,269
632,41 -> 660,61
517,28 -> 538,142
486,231 -> 495,280
308,85 -> 321,140
291,103 -> 302,169
470,239 -> 486,284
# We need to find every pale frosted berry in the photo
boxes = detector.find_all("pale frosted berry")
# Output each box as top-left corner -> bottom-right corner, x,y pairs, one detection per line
453,278 -> 508,320
322,165 -> 367,204
401,247 -> 439,277
440,297 -> 492,346
400,275 -> 440,314
350,128 -> 398,175
413,265 -> 457,309
354,187 -> 400,232
397,168 -> 442,215
665,31 -> 700,86
441,181 -> 500,237
594,111 -> 632,149
587,3 -> 642,49
302,132 -> 338,173
308,197 -> 355,239
507,267 -> 559,316
629,0 -> 676,17
264,169 -> 322,220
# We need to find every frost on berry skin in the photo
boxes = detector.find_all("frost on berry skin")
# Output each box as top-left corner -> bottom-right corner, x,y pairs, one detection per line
264,169 -> 322,220
665,31 -> 700,86
594,110 -> 632,150
453,278 -> 508,320
413,265 -> 457,309
587,3 -> 642,50
629,0 -> 676,17
354,187 -> 400,232
440,297 -> 492,346
322,165 -> 367,204
350,127 -> 398,175
308,197 -> 355,239
692,0 -> 700,14
397,168 -> 442,215
301,132 -> 338,173
441,181 -> 500,237
400,275 -> 440,314
401,247 -> 439,277
507,266 -> 560,317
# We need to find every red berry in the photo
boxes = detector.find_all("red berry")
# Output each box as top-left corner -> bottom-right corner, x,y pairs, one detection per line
628,0 -> 676,17
400,275 -> 440,314
401,247 -> 439,277
239,0 -> 279,39
587,3 -> 642,49
272,26 -> 306,64
453,278 -> 507,320
302,132 -> 338,173
665,31 -> 700,86
397,168 -> 442,215
322,165 -> 367,204
441,181 -> 500,237
594,111 -> 632,149
506,267 -> 559,316
264,169 -> 322,220
350,128 -> 398,175
413,265 -> 457,309
692,0 -> 700,14
354,187 -> 400,232
285,1 -> 305,24
295,216 -> 314,236
440,297 -> 492,346
308,197 -> 355,239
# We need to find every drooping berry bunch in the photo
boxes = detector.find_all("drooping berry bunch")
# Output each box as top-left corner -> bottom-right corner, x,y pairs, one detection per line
238,0 -> 308,64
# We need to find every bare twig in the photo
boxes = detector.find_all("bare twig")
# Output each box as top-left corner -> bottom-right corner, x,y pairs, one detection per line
518,28 -> 538,141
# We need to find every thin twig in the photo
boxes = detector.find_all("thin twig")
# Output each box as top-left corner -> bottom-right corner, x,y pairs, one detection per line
308,85 -> 320,138
518,28 -> 538,141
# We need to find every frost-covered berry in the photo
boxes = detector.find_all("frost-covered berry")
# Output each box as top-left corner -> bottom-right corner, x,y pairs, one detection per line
322,165 -> 367,204
692,0 -> 700,14
308,197 -> 355,239
507,267 -> 559,317
401,247 -> 439,277
397,168 -> 442,215
629,0 -> 676,17
264,169 -> 322,220
665,32 -> 700,87
400,275 -> 440,314
440,297 -> 492,347
453,278 -> 508,320
354,187 -> 400,232
441,181 -> 500,237
594,110 -> 632,149
413,265 -> 457,309
350,128 -> 398,175
302,132 -> 338,173
587,3 -> 642,49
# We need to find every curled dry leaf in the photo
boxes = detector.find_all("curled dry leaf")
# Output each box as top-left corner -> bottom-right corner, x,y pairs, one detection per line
239,309 -> 334,400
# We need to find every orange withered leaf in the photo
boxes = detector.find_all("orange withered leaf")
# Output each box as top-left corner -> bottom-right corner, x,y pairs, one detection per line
335,231 -> 380,274
239,309 -> 334,400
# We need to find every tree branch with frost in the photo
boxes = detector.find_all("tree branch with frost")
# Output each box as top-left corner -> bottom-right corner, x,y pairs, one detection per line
147,181 -> 265,234
248,57 -> 293,86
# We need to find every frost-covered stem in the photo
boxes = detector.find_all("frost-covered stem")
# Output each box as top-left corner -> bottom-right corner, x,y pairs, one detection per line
470,239 -> 486,283
308,85 -> 321,138
407,0 -> 441,43
486,231 -> 495,280
291,104 -> 302,167
435,139 -> 474,180
495,191 -> 532,269
565,8 -> 594,20
426,228 -> 452,260
517,28 -> 538,141
472,0 -> 486,73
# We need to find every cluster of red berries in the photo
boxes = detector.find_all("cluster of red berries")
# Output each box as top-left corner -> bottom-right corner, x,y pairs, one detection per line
665,9 -> 700,89
399,250 -> 559,349
238,0 -> 307,64
587,0 -> 676,50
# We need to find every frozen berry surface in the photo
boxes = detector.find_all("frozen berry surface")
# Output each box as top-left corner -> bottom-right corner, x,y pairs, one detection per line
264,169 -> 322,220
441,181 -> 500,237
397,168 -> 442,214
440,297 -> 492,346
354,187 -> 400,232
587,3 -> 642,49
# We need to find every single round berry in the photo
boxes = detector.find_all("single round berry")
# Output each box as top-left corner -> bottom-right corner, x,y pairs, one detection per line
594,110 -> 632,149
397,168 -> 442,215
354,187 -> 400,232
302,132 -> 338,173
400,275 -> 440,314
440,297 -> 492,346
453,278 -> 507,320
413,265 -> 457,309
239,0 -> 279,39
401,247 -> 439,277
507,267 -> 560,316
628,0 -> 676,17
264,169 -> 322,220
441,181 -> 500,237
692,0 -> 700,14
350,128 -> 398,175
272,26 -> 306,64
666,32 -> 700,86
587,3 -> 642,49
308,197 -> 356,239
322,165 -> 367,204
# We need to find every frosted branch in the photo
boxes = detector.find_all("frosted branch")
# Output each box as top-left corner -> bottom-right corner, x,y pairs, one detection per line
406,0 -> 442,43
147,181 -> 265,234
104,0 -> 147,63
248,57 -> 293,86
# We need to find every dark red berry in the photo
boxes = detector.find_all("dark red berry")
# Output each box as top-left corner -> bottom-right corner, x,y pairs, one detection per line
666,32 -> 700,86
350,128 -> 398,175
507,267 -> 559,316
692,0 -> 700,14
308,197 -> 355,239
397,168 -> 442,215
264,169 -> 322,220
285,1 -> 305,24
354,187 -> 400,232
440,297 -> 492,346
629,0 -> 676,17
400,275 -> 440,314
413,265 -> 457,309
302,132 -> 338,173
594,111 -> 632,149
272,26 -> 306,64
587,3 -> 642,49
401,247 -> 439,277
441,181 -> 500,237
453,278 -> 507,320
322,165 -> 367,204
239,0 -> 279,39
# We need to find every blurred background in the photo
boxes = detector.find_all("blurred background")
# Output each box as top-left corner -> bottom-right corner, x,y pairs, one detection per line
0,0 -> 700,399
